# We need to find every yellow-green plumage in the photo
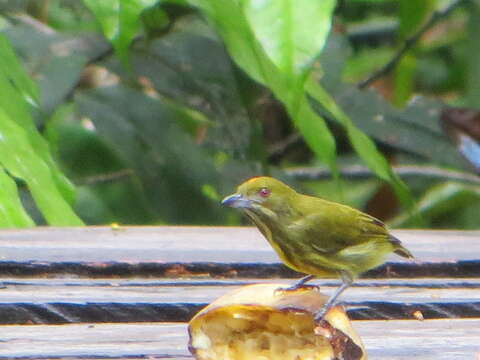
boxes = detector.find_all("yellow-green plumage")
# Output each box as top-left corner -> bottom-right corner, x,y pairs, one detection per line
222,176 -> 413,318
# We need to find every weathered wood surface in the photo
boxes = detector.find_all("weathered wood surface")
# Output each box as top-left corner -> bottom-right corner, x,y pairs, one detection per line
0,278 -> 479,323
0,227 -> 478,277
0,320 -> 479,359
0,227 -> 478,359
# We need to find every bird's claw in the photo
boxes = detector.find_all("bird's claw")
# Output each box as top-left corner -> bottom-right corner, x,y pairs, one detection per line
314,307 -> 328,322
274,283 -> 319,295
314,302 -> 347,322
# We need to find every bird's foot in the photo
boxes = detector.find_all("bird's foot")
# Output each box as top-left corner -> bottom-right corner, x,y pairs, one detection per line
314,302 -> 345,322
275,274 -> 317,294
314,306 -> 329,322
274,283 -> 318,296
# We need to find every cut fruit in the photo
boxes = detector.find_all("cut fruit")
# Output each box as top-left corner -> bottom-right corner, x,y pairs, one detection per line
188,283 -> 366,360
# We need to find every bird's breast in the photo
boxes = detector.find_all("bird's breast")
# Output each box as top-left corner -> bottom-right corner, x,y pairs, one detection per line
244,210 -> 302,271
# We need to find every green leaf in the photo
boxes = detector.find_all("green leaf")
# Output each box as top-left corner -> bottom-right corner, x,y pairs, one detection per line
4,22 -> 111,116
116,1 -> 146,63
75,84 -> 226,224
0,33 -> 39,105
82,0 -> 119,40
398,0 -> 433,39
394,1 -> 433,106
0,168 -> 34,227
187,0 -> 276,85
140,3 -> 170,38
0,108 -> 83,226
314,32 -> 469,171
393,54 -> 416,106
243,0 -> 336,78
46,107 -> 157,225
0,32 -> 81,204
186,0 -> 338,175
130,29 -> 254,156
38,54 -> 89,114
391,182 -> 480,227
306,78 -> 414,209
0,34 -> 83,226
290,95 -> 338,176
241,0 -> 338,172
83,0 -> 157,64
319,84 -> 468,170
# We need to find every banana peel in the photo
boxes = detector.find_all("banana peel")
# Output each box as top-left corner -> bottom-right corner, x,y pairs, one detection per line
188,283 -> 367,360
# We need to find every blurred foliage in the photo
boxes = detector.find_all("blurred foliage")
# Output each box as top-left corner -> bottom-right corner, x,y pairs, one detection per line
0,0 -> 478,228
0,32 -> 82,226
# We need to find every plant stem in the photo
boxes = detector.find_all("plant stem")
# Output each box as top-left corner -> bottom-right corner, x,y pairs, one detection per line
358,0 -> 470,89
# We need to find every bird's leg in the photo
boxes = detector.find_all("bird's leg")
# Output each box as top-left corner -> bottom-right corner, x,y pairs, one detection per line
314,282 -> 350,321
314,271 -> 353,322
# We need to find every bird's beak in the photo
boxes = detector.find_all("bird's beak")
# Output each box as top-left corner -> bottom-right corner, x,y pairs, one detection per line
221,193 -> 253,208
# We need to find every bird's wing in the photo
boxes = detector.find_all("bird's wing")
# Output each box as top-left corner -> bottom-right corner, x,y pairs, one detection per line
287,199 -> 389,254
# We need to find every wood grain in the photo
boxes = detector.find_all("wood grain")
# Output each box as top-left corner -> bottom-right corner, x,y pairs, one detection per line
0,227 -> 478,278
0,227 -> 478,359
0,320 -> 478,359
0,278 -> 478,323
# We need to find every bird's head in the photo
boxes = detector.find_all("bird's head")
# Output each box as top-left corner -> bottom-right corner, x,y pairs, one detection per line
221,176 -> 296,214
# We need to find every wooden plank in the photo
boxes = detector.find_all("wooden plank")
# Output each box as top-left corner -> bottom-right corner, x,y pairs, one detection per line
0,323 -> 188,359
1,227 -> 478,262
0,320 -> 479,359
2,278 -> 480,305
360,319 -> 480,360
4,277 -> 480,288
0,227 -> 478,278
0,278 -> 479,324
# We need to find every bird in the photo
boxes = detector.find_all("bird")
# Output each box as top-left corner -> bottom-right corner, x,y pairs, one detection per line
221,176 -> 413,320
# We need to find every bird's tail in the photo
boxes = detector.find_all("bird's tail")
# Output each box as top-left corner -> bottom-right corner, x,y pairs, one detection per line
390,235 -> 414,260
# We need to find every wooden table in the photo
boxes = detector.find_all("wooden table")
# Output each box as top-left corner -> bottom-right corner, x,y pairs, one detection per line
0,227 -> 478,359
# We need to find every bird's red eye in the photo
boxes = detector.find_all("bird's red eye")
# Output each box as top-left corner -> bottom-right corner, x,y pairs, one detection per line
259,188 -> 271,198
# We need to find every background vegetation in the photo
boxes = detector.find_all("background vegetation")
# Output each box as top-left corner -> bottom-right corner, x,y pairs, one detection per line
0,0 -> 478,228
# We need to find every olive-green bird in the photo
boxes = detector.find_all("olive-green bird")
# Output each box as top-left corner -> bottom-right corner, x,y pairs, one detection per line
221,176 -> 413,320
